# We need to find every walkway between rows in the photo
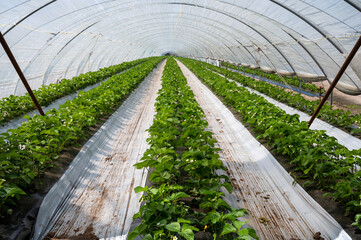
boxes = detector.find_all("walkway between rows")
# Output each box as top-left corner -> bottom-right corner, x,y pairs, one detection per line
177,60 -> 350,240
33,60 -> 166,240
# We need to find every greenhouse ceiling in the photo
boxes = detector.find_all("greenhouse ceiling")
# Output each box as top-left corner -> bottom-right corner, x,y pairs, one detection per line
0,0 -> 360,97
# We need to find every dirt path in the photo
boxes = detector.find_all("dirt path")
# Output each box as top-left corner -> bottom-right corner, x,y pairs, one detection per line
33,60 -> 166,240
177,60 -> 350,240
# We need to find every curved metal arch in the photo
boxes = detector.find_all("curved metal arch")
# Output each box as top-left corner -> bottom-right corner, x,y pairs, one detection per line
4,0 -> 352,65
282,27 -> 359,89
8,4 -> 246,87
269,0 -> 344,54
41,12 -> 247,81
53,33 -> 211,83
345,0 -> 361,12
3,0 -> 57,36
16,9 -> 258,93
95,15 -> 245,53
121,29 -> 226,56
5,0 -> 360,95
160,1 -> 336,76
60,19 -> 226,70
299,0 -> 358,31
285,31 -> 327,77
7,1 -> 296,71
88,10 -> 278,67
164,2 -> 296,72
211,1 -> 328,73
7,1 -> 300,82
38,21 -> 100,87
99,12 -> 260,64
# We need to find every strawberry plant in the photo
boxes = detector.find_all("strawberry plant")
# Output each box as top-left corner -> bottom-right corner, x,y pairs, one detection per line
221,61 -> 324,94
179,57 -> 361,227
130,58 -> 257,240
0,57 -> 164,216
0,57 -> 153,125
211,61 -> 360,137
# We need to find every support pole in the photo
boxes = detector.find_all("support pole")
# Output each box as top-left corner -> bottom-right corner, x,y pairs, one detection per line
308,36 -> 361,127
0,32 -> 44,116
330,90 -> 333,106
298,77 -> 302,94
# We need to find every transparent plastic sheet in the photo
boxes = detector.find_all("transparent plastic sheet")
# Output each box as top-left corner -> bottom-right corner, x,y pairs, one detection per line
1,0 -> 360,97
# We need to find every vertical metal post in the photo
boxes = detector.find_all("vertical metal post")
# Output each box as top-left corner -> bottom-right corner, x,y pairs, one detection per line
330,90 -> 333,106
0,32 -> 44,116
298,77 -> 302,94
309,36 -> 361,127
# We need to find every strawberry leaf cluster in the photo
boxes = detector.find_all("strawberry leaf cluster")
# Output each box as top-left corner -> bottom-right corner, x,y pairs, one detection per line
130,58 -> 257,240
179,57 -> 361,228
0,57 -> 164,216
0,57 -> 153,125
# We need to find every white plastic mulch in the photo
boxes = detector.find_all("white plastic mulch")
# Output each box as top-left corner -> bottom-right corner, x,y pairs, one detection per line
32,60 -> 166,240
177,60 -> 351,240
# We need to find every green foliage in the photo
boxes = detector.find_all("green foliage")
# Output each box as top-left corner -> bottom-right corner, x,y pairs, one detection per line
0,57 -> 164,215
179,57 -> 361,225
130,58 -> 257,240
221,61 -> 325,94
0,57 -> 152,125
217,61 -> 360,137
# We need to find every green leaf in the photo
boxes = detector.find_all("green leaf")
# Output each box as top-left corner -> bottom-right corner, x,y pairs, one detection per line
180,228 -> 195,240
233,220 -> 246,231
134,161 -> 150,169
248,228 -> 259,240
177,218 -> 191,224
150,188 -> 159,195
182,224 -> 199,232
134,186 -> 148,193
202,211 -> 221,224
128,231 -> 139,240
220,223 -> 237,236
222,213 -> 236,221
232,209 -> 247,218
166,222 -> 181,232
170,192 -> 190,201
222,182 -> 233,193
143,234 -> 153,240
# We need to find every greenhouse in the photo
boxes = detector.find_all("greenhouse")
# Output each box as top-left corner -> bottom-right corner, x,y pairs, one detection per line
0,0 -> 361,239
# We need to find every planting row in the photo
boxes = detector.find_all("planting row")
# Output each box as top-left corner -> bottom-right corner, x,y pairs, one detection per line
130,58 -> 258,240
0,57 -> 164,216
220,61 -> 324,94
206,61 -> 361,137
179,57 -> 361,229
0,57 -> 152,125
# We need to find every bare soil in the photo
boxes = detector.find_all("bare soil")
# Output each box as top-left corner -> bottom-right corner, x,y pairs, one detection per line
45,225 -> 99,240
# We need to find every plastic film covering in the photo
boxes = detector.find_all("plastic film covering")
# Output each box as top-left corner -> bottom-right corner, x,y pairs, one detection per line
0,0 -> 360,97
